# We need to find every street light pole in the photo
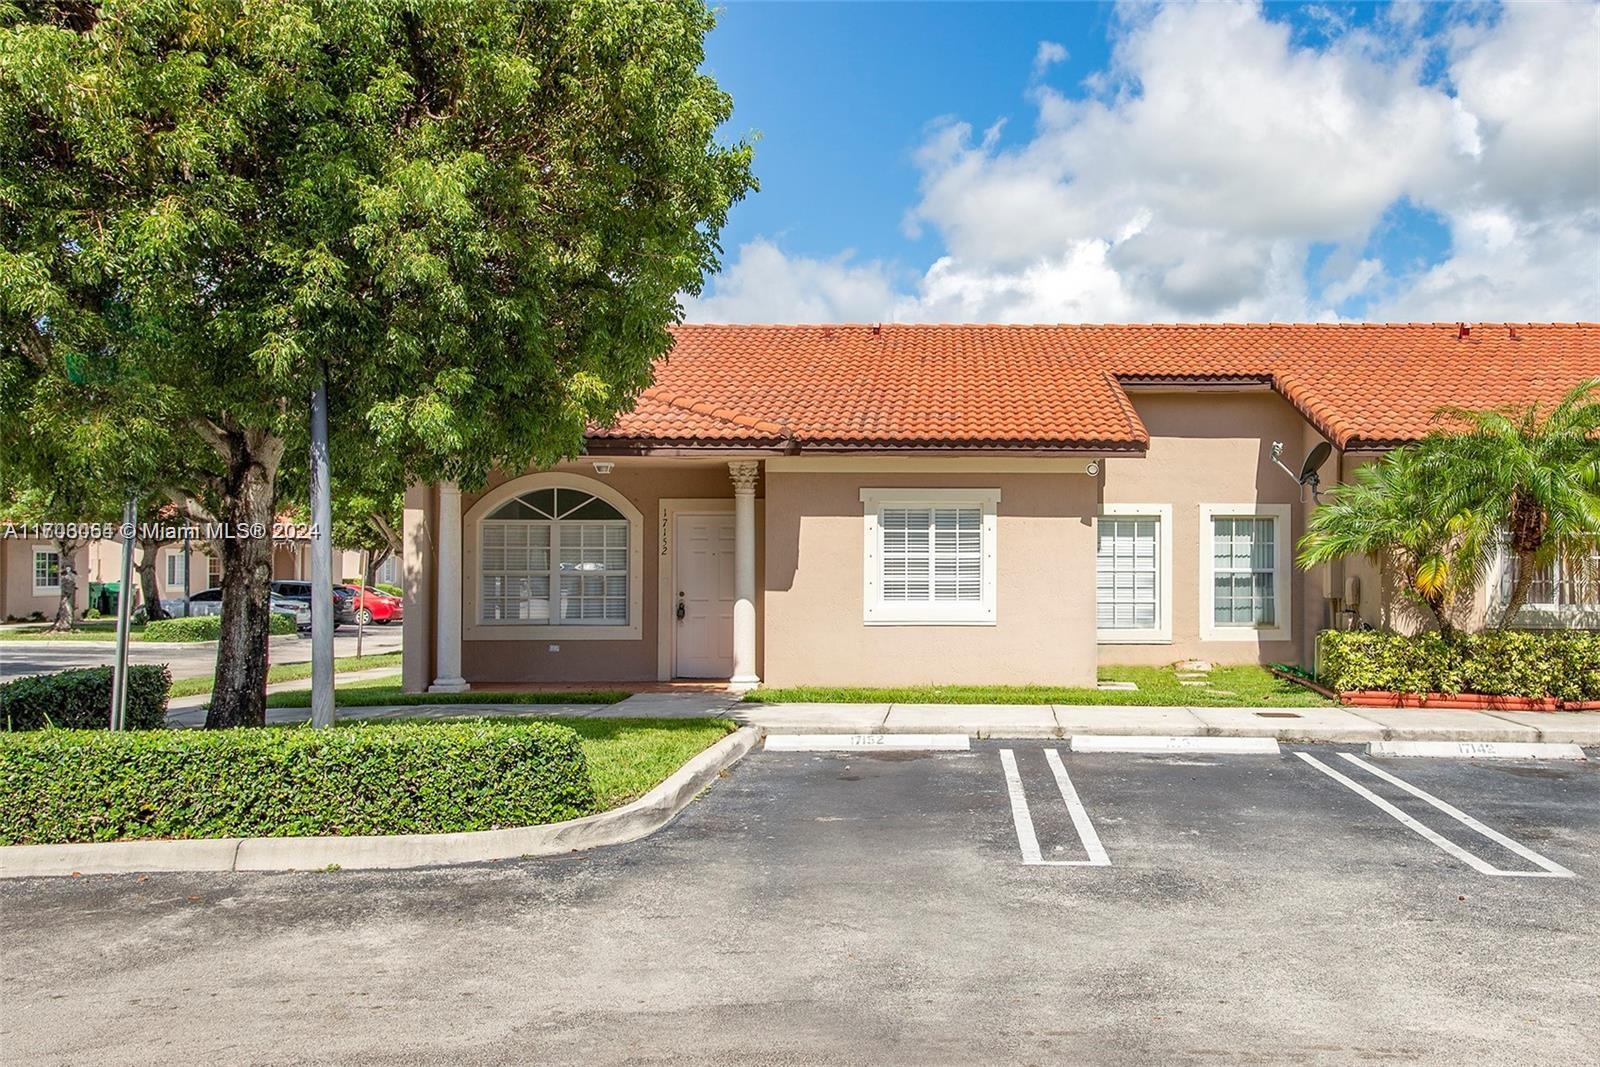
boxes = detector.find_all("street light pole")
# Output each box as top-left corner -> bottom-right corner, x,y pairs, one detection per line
110,494 -> 137,730
309,362 -> 335,729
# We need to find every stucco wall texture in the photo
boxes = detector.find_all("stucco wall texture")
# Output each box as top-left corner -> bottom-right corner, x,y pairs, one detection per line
762,469 -> 1099,687
1099,390 -> 1333,668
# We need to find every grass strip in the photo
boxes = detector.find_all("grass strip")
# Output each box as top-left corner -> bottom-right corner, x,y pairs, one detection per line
264,674 -> 628,708
168,653 -> 405,699
744,665 -> 1330,708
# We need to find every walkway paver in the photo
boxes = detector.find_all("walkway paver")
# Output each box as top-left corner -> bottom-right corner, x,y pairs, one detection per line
1482,709 -> 1600,745
1188,704 -> 1388,742
1052,704 -> 1203,736
883,703 -> 1056,737
1348,706 -> 1542,742
158,687 -> 1600,747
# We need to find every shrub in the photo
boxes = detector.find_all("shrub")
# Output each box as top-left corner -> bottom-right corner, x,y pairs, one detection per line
143,613 -> 296,642
1318,629 -> 1600,701
375,582 -> 402,597
1,665 -> 172,731
0,720 -> 595,844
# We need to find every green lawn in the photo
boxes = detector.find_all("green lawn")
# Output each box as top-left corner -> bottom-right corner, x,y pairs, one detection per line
1,620 -> 144,641
744,664 -> 1329,708
562,718 -> 737,809
167,653 -> 405,699
264,673 -> 628,708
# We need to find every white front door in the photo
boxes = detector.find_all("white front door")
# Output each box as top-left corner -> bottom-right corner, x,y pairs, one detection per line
674,513 -> 736,678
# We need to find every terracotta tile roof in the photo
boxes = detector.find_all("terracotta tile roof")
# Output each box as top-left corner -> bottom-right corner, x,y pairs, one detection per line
589,322 -> 1599,452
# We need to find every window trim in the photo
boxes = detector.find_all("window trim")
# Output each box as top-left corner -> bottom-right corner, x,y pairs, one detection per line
1498,540 -> 1600,629
164,550 -> 188,590
1199,503 -> 1292,643
32,546 -> 61,595
859,488 -> 999,626
1096,503 -> 1173,644
463,473 -> 644,642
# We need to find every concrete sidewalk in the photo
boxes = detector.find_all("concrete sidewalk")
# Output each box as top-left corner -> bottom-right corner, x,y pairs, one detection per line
164,689 -> 1600,746
738,700 -> 1600,745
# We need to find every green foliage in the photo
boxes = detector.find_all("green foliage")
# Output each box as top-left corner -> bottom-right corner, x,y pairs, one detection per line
143,613 -> 295,641
0,0 -> 754,483
1,0 -> 754,722
1,665 -> 171,731
746,665 -> 1331,708
1299,448 -> 1490,635
1431,381 -> 1600,624
0,720 -> 595,843
1318,630 -> 1600,701
375,582 -> 403,597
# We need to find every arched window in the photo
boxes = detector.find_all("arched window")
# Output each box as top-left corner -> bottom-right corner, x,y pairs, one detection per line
480,487 -> 629,625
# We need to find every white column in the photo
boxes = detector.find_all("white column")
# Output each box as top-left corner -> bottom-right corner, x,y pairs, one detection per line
728,461 -> 760,685
429,480 -> 469,692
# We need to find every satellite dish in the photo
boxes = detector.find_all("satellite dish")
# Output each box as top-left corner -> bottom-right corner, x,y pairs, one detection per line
1298,442 -> 1332,485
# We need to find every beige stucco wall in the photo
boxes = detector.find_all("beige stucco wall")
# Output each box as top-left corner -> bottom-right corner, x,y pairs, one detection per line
409,458 -> 762,687
1099,390 -> 1331,668
762,467 -> 1099,687
1,540 -> 89,621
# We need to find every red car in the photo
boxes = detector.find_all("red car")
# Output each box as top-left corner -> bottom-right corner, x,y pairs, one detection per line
339,585 -> 403,625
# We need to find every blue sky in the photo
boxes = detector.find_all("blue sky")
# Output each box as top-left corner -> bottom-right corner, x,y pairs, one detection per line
686,1 -> 1599,324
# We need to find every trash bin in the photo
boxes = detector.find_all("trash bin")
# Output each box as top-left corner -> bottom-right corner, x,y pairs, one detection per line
88,581 -> 119,617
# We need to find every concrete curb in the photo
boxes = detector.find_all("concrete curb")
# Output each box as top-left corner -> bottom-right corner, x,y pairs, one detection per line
735,703 -> 1600,746
0,727 -> 758,879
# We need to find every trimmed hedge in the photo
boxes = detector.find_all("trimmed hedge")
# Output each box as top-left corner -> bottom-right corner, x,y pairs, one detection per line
143,612 -> 296,642
0,720 -> 595,844
1,665 -> 172,732
1319,630 -> 1600,701
374,582 -> 402,597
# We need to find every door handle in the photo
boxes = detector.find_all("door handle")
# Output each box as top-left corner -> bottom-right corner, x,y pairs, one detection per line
676,598 -> 686,621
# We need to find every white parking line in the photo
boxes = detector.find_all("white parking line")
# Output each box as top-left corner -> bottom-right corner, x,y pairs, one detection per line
999,748 -> 1111,867
1295,752 -> 1574,879
1044,748 -> 1111,867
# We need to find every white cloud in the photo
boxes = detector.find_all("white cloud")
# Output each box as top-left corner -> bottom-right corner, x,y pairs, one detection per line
681,238 -> 900,323
1032,40 -> 1069,80
690,1 -> 1600,324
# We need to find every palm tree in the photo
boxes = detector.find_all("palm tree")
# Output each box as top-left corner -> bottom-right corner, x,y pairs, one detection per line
1433,380 -> 1600,626
1299,446 -> 1490,637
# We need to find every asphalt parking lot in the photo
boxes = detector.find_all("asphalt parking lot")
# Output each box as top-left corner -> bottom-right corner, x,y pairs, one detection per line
3,740 -> 1597,1066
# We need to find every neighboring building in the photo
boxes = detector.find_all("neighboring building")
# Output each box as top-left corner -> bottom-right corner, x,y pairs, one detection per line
0,538 -> 90,621
402,322 -> 1598,692
3,531 -> 385,621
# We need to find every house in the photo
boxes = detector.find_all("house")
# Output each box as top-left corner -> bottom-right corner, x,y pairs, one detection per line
0,538 -> 88,622
2,529 -> 383,622
399,322 -> 1599,693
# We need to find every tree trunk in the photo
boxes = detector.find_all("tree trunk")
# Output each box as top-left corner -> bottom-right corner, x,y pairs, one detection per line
136,537 -> 172,621
366,546 -> 391,586
1497,549 -> 1539,629
50,537 -> 79,631
205,430 -> 284,729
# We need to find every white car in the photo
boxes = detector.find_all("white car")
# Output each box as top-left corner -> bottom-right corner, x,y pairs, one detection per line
183,589 -> 312,630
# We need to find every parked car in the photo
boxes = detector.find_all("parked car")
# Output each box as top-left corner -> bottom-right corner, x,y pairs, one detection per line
272,580 -> 355,626
184,588 -> 312,630
338,585 -> 403,626
186,588 -> 223,616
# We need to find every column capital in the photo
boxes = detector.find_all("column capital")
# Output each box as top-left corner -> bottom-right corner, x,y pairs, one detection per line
728,460 -> 760,495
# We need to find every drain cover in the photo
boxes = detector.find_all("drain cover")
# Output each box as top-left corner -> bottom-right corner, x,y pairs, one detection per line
1255,711 -> 1302,719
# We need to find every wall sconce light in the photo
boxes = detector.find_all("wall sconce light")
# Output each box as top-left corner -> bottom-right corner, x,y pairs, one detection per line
592,461 -> 615,476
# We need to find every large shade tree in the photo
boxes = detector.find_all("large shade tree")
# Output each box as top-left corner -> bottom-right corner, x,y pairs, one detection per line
0,0 -> 753,725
